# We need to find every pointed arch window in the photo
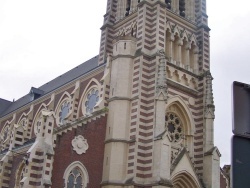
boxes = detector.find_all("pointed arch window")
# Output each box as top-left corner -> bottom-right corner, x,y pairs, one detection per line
179,0 -> 185,17
63,161 -> 89,188
125,0 -> 131,16
83,87 -> 99,115
59,100 -> 71,124
165,0 -> 172,9
67,167 -> 83,188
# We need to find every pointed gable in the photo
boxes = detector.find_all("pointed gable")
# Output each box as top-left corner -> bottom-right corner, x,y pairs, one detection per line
171,148 -> 202,188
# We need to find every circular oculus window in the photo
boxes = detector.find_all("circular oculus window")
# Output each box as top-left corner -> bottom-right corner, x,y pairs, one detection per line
84,88 -> 99,114
165,112 -> 183,143
58,100 -> 71,125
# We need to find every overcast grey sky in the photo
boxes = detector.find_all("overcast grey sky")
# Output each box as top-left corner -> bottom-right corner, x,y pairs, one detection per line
1,0 -> 249,166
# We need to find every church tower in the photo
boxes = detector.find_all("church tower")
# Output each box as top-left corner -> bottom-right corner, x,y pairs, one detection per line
99,0 -> 220,187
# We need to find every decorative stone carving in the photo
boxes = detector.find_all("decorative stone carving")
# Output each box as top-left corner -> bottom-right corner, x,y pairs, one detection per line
117,21 -> 137,37
72,135 -> 89,155
156,49 -> 168,100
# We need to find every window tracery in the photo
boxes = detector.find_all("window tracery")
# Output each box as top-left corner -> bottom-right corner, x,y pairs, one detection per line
34,111 -> 43,135
67,167 -> 83,188
59,100 -> 71,124
63,161 -> 89,188
19,118 -> 28,130
165,112 -> 183,143
83,88 -> 99,114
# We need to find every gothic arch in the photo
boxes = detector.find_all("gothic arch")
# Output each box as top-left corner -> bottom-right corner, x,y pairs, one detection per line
172,171 -> 200,188
14,162 -> 26,188
55,91 -> 73,126
166,96 -> 195,136
166,22 -> 172,32
182,30 -> 189,42
78,78 -> 101,117
16,105 -> 33,126
31,103 -> 47,136
55,91 -> 72,113
172,25 -> 181,38
189,34 -> 198,46
63,161 -> 89,188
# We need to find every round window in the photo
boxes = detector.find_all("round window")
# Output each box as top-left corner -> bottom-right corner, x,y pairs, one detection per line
84,88 -> 99,114
165,113 -> 183,143
59,100 -> 71,124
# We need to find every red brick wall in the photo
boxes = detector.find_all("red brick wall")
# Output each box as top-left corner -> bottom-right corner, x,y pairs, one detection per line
51,115 -> 107,188
220,172 -> 229,188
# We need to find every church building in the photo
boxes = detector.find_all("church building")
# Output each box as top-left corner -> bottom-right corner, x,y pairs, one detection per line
0,0 -> 229,187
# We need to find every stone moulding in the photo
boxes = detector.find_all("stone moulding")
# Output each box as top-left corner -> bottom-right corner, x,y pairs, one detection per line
72,135 -> 89,155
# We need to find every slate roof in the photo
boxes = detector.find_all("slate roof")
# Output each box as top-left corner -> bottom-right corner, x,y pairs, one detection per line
0,55 -> 101,118
0,99 -> 12,116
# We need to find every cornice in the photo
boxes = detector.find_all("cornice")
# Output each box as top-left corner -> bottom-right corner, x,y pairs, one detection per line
167,79 -> 199,98
54,108 -> 108,135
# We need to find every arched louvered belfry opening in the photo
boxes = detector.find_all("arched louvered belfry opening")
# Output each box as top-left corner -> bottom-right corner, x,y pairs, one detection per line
172,172 -> 199,188
125,0 -> 131,16
179,0 -> 185,17
165,0 -> 172,9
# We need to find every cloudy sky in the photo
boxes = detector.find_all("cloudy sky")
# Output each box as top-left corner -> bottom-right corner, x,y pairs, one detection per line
1,0 -> 249,166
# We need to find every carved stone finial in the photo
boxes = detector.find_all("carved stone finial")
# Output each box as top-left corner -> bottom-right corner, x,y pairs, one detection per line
72,135 -> 89,155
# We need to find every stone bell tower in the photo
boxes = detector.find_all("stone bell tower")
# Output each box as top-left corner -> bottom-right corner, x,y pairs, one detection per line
99,0 -> 220,187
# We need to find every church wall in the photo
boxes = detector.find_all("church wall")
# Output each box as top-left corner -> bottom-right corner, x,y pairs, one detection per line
0,117 -> 13,131
54,86 -> 75,106
8,154 -> 23,188
51,115 -> 107,188
167,77 -> 204,174
16,108 -> 30,123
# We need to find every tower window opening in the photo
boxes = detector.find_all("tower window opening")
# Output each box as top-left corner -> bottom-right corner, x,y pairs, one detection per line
165,0 -> 172,9
124,43 -> 126,50
179,0 -> 185,17
125,0 -> 131,16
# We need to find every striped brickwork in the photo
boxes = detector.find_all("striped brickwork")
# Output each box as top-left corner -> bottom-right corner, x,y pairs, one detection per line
136,1 -> 166,55
127,1 -> 167,183
0,156 -> 13,188
195,0 -> 210,71
128,55 -> 157,180
28,151 -> 44,186
98,0 -> 117,65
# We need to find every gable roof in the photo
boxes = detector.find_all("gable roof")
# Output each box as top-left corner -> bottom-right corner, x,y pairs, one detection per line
0,55 -> 101,118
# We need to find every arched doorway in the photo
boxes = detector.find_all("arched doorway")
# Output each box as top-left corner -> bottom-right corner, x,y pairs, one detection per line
172,172 -> 199,188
